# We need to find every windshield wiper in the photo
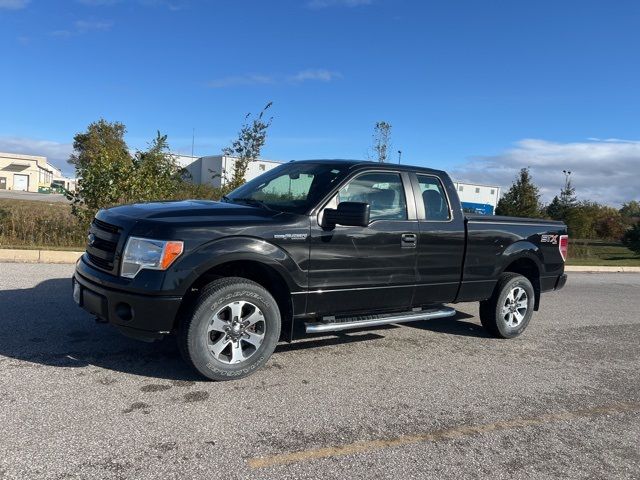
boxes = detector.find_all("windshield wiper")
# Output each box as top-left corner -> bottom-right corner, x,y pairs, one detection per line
231,197 -> 274,211
221,195 -> 231,203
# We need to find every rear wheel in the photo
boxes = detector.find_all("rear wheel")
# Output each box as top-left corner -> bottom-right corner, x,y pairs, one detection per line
479,273 -> 534,339
178,277 -> 281,381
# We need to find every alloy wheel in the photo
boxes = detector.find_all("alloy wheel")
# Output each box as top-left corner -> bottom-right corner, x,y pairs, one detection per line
501,286 -> 528,328
207,300 -> 266,364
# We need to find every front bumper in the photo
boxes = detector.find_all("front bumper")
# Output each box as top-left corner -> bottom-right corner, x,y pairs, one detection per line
73,266 -> 182,342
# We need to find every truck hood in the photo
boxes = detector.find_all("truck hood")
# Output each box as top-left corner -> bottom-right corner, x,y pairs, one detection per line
101,199 -> 281,224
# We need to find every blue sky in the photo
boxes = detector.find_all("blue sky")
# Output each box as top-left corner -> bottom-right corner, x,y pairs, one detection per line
1,0 -> 639,204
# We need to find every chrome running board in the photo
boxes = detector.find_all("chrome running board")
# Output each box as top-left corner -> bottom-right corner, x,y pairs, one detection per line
304,306 -> 456,334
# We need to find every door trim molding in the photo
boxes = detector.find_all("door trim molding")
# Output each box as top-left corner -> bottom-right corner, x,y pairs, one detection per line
299,281 -> 459,295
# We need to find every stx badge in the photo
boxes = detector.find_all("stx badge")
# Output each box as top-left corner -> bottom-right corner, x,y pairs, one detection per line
541,234 -> 559,244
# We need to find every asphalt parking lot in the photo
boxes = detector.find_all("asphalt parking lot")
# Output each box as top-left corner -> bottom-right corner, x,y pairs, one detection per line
0,263 -> 638,479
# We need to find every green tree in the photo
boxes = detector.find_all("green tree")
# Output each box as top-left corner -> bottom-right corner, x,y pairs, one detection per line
129,131 -> 185,202
545,195 -> 562,219
620,200 -> 640,219
68,120 -> 206,226
371,121 -> 392,163
67,119 -> 133,225
546,179 -> 577,221
564,205 -> 592,238
594,211 -> 627,241
223,102 -> 273,191
622,222 -> 640,255
495,168 -> 542,217
562,202 -> 626,240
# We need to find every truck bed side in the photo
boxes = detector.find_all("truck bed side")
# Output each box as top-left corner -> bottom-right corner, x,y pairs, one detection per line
456,214 -> 567,303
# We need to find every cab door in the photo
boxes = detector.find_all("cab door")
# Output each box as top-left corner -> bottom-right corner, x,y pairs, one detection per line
306,170 -> 419,317
410,173 -> 465,304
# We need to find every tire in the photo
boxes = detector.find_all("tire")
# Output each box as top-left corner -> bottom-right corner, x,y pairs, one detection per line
178,277 -> 281,381
479,273 -> 535,339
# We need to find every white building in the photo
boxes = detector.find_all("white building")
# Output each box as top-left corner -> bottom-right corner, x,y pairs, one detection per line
453,181 -> 501,215
173,154 -> 201,169
180,155 -> 281,188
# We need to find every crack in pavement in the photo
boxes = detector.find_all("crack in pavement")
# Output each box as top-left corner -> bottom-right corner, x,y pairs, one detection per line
247,401 -> 640,469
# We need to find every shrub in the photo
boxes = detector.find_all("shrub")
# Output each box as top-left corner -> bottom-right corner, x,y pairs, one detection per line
594,213 -> 627,241
0,199 -> 86,249
622,222 -> 640,255
168,182 -> 224,201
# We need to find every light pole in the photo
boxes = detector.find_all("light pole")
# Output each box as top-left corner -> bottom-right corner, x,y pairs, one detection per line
562,170 -> 572,190
397,150 -> 402,165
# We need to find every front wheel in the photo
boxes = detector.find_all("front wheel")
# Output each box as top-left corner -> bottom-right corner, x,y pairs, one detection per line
178,277 -> 281,381
479,273 -> 535,339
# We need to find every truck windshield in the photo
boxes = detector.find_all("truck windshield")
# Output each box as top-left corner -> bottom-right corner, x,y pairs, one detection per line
226,162 -> 349,214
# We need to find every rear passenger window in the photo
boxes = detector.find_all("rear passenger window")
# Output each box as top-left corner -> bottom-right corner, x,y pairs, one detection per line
417,175 -> 450,221
337,172 -> 407,221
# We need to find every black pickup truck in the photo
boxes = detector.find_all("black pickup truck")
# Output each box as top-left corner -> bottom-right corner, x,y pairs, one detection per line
72,160 -> 568,380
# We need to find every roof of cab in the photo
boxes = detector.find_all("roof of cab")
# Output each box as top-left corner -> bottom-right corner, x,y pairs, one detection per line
288,159 -> 448,178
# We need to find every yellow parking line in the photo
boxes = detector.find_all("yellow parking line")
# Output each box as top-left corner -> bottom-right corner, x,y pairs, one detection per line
248,402 -> 640,469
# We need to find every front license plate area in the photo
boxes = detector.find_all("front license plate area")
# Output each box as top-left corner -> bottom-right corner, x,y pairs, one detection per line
82,289 -> 107,317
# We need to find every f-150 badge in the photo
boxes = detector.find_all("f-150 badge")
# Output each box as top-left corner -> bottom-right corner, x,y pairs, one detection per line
274,233 -> 308,240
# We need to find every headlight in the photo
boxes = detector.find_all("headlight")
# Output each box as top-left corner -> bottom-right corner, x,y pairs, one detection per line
121,237 -> 184,278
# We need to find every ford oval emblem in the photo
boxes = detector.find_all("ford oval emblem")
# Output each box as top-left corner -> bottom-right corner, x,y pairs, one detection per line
87,233 -> 96,246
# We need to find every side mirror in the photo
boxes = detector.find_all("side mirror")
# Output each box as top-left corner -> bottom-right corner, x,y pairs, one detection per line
323,202 -> 370,228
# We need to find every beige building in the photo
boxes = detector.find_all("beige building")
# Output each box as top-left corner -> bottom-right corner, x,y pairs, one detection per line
0,151 -> 74,192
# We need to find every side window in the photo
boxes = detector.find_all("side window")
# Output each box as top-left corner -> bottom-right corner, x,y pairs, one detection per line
417,175 -> 450,221
336,172 -> 407,221
258,173 -> 314,201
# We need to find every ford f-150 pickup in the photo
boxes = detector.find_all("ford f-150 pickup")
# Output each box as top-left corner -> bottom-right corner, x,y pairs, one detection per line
72,160 -> 568,380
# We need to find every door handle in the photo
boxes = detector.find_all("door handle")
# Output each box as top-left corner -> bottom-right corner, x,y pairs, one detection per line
401,233 -> 417,247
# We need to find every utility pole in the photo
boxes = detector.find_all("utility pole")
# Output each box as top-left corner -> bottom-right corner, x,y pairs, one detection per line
397,150 -> 402,165
562,169 -> 572,189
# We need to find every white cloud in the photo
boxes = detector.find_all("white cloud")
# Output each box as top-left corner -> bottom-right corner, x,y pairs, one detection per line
0,136 -> 73,174
0,0 -> 29,9
287,69 -> 342,83
207,69 -> 342,88
451,139 -> 640,207
74,19 -> 113,32
52,19 -> 113,37
306,0 -> 371,9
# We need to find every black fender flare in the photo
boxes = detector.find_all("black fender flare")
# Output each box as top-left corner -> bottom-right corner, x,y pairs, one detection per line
166,236 -> 306,295
498,240 -> 544,309
499,241 -> 544,273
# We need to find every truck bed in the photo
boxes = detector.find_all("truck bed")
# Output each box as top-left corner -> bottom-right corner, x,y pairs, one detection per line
456,214 -> 567,302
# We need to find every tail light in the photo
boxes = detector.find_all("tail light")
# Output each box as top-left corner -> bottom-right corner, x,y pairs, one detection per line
559,235 -> 568,262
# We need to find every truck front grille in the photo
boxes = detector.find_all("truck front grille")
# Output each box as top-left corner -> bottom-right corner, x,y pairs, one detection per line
86,218 -> 121,273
